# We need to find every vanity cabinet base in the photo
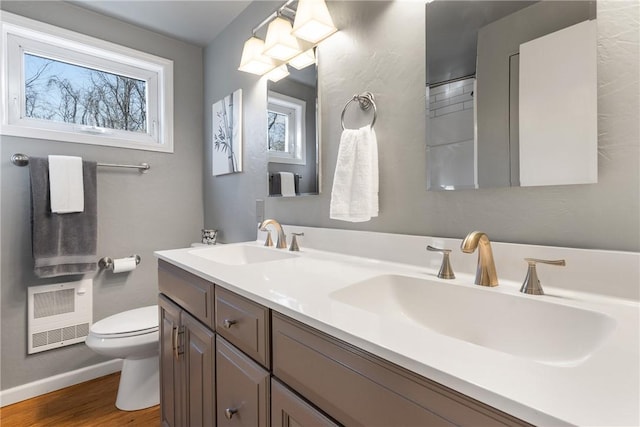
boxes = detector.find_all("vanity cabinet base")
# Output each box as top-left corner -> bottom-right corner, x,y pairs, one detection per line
159,263 -> 533,427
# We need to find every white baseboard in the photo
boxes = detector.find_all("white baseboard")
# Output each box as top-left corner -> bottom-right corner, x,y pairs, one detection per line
0,359 -> 123,407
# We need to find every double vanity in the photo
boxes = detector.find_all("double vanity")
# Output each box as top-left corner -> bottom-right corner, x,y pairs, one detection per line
155,225 -> 639,426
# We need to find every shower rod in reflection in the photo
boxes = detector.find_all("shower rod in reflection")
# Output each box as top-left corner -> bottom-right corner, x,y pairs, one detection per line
10,153 -> 150,173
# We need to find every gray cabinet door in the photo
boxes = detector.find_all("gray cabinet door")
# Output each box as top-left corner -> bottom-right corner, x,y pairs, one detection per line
182,311 -> 216,427
159,295 -> 183,427
216,336 -> 269,427
271,379 -> 339,427
160,295 -> 216,427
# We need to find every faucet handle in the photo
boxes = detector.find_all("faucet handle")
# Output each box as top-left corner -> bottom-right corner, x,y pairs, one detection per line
520,258 -> 566,295
426,246 -> 455,279
263,230 -> 274,247
289,232 -> 304,252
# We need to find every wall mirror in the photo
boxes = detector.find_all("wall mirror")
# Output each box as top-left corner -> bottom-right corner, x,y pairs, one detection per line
267,52 -> 319,197
426,1 -> 597,191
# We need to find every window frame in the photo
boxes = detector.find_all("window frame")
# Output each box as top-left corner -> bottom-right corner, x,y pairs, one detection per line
0,11 -> 174,152
267,90 -> 306,165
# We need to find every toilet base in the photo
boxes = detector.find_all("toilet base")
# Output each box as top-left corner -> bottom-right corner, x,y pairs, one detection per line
115,355 -> 159,411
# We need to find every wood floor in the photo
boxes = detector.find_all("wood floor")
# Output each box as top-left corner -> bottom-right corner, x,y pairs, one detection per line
0,373 -> 160,426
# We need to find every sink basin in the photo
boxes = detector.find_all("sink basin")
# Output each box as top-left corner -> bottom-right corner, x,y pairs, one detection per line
189,244 -> 298,265
330,274 -> 615,365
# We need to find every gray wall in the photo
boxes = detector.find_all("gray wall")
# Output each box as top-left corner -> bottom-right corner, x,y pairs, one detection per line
204,1 -> 280,243
204,0 -> 639,253
0,1 -> 204,390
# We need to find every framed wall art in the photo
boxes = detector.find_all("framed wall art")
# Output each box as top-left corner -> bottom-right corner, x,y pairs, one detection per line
212,89 -> 242,176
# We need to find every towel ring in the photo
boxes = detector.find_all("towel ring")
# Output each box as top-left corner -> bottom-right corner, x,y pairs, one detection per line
341,92 -> 377,130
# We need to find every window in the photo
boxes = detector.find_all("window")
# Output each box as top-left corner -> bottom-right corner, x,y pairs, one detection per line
1,12 -> 174,152
267,91 -> 306,165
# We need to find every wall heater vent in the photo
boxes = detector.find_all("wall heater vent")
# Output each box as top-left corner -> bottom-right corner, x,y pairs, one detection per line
28,280 -> 93,354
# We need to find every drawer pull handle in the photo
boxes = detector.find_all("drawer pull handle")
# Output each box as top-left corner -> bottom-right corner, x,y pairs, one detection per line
223,319 -> 237,329
224,408 -> 238,419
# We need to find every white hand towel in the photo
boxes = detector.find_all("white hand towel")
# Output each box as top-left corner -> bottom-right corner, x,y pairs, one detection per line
48,155 -> 84,213
330,126 -> 379,222
280,172 -> 296,197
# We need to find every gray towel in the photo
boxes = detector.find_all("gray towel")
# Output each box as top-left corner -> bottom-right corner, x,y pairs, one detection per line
29,157 -> 98,277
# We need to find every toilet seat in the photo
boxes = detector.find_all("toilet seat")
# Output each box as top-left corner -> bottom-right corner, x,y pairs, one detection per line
90,305 -> 158,338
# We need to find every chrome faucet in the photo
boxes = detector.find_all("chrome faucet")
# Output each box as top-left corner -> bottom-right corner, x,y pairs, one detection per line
461,231 -> 498,287
258,219 -> 287,249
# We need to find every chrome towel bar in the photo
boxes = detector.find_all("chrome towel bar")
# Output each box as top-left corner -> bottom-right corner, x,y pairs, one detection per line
10,153 -> 150,173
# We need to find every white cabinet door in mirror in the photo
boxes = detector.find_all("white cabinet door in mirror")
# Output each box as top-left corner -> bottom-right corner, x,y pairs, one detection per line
519,20 -> 598,187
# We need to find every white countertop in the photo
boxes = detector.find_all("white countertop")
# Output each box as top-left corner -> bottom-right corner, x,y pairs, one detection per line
156,229 -> 639,426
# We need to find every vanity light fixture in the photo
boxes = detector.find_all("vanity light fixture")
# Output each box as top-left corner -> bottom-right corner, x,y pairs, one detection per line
238,0 -> 335,77
238,36 -> 275,75
288,48 -> 316,70
263,16 -> 303,61
292,0 -> 337,43
265,64 -> 290,82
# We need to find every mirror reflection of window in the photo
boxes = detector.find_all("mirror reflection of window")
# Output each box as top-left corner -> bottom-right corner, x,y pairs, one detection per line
266,51 -> 319,197
267,111 -> 287,152
267,91 -> 306,165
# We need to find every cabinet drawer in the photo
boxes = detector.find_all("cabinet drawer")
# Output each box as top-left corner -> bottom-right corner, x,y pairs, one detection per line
272,379 -> 339,427
215,286 -> 270,367
158,260 -> 215,329
216,336 -> 269,427
273,313 -> 530,427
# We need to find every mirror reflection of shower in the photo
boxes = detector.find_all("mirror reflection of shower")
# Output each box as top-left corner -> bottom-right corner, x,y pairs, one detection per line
426,1 -> 597,191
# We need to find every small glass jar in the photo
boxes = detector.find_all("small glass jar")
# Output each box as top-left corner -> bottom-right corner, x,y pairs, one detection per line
201,229 -> 218,245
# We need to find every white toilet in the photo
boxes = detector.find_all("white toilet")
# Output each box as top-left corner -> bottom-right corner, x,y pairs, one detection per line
86,305 -> 159,411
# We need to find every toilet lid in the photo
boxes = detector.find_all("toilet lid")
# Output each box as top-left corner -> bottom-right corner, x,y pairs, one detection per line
91,305 -> 158,336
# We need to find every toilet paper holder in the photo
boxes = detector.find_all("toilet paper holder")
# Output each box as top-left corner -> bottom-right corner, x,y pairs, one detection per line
99,255 -> 141,270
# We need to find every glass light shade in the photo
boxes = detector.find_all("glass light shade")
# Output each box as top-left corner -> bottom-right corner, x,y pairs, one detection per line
238,36 -> 275,75
292,0 -> 337,43
265,64 -> 290,82
263,17 -> 302,61
288,49 -> 316,70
